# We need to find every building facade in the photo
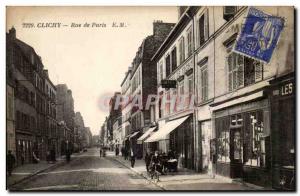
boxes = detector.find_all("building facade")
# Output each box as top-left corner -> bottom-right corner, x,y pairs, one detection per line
56,84 -> 75,154
6,27 -> 59,165
149,7 -> 198,171
120,67 -> 132,153
193,6 -> 294,189
129,21 -> 176,158
74,112 -> 85,152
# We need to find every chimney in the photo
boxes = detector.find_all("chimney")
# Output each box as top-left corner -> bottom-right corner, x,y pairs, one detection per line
8,26 -> 16,40
153,21 -> 175,40
44,69 -> 49,78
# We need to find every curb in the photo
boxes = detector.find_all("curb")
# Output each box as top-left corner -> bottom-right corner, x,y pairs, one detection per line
8,161 -> 64,189
109,157 -> 166,190
7,153 -> 81,189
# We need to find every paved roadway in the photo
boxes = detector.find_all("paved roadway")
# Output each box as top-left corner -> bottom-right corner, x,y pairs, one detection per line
10,148 -> 160,191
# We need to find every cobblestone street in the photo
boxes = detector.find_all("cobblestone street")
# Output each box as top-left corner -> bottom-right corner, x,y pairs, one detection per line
9,148 -> 161,191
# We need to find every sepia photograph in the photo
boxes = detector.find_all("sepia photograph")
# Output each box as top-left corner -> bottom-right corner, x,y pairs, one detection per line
5,4 -> 295,192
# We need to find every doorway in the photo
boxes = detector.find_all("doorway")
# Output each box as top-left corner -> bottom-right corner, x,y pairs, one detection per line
230,128 -> 243,178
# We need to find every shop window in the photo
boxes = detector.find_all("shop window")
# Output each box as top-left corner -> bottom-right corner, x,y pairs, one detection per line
230,114 -> 243,126
216,117 -> 230,162
227,52 -> 263,91
244,111 -> 266,167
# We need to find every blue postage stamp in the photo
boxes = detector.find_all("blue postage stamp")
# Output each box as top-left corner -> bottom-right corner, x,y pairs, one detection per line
233,7 -> 284,63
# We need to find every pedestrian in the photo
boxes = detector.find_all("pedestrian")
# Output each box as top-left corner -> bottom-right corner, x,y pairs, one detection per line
145,151 -> 151,172
66,149 -> 71,163
116,146 -> 119,156
99,148 -> 102,157
130,149 -> 135,168
7,150 -> 15,176
46,150 -> 51,163
32,150 -> 40,164
124,148 -> 128,160
50,145 -> 56,163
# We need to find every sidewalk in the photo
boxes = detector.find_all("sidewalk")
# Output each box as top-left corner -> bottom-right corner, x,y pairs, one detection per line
111,155 -> 265,191
7,152 -> 81,188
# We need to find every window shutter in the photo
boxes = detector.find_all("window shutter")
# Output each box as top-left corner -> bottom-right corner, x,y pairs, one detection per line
233,70 -> 237,90
204,69 -> 208,100
255,61 -> 263,82
227,53 -> 233,91
237,54 -> 244,87
204,10 -> 209,41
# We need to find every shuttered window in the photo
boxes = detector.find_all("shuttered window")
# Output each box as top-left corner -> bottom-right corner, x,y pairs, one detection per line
227,52 -> 263,91
199,9 -> 209,46
201,66 -> 208,101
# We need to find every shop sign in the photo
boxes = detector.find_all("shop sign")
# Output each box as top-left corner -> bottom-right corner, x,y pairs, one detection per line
233,7 -> 284,63
272,82 -> 294,96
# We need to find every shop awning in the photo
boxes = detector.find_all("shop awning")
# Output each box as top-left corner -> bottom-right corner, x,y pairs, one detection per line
137,127 -> 156,144
144,116 -> 189,143
129,131 -> 139,139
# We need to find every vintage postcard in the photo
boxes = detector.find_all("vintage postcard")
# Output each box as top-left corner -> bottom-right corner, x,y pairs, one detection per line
6,6 -> 295,191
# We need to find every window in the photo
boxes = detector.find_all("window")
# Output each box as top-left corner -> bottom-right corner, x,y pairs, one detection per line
188,75 -> 193,95
187,28 -> 192,57
201,66 -> 208,101
216,117 -> 230,162
165,90 -> 170,116
179,37 -> 185,64
227,52 -> 263,91
165,55 -> 171,77
244,111 -> 266,167
199,9 -> 209,46
223,6 -> 237,21
171,47 -> 177,72
159,62 -> 163,84
16,111 -> 21,129
30,92 -> 35,106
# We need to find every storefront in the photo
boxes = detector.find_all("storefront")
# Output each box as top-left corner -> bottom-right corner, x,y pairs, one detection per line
268,73 -> 295,190
16,134 -> 34,165
145,115 -> 194,170
212,94 -> 272,187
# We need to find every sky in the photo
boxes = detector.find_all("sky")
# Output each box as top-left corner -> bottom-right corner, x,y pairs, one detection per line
6,6 -> 179,135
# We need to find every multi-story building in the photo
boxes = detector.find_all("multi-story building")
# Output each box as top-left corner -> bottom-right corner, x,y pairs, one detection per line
74,112 -> 86,151
6,27 -> 58,164
107,92 -> 122,148
193,6 -> 294,189
56,84 -> 75,153
149,7 -> 294,190
148,7 -> 198,171
128,21 -> 175,158
6,29 -> 16,157
99,117 -> 108,147
83,127 -> 93,148
120,67 -> 132,151
112,116 -> 122,150
44,70 -> 58,156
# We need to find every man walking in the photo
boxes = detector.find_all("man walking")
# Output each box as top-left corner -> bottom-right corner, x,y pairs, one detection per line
145,151 -> 151,172
130,149 -> 135,168
7,150 -> 15,176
